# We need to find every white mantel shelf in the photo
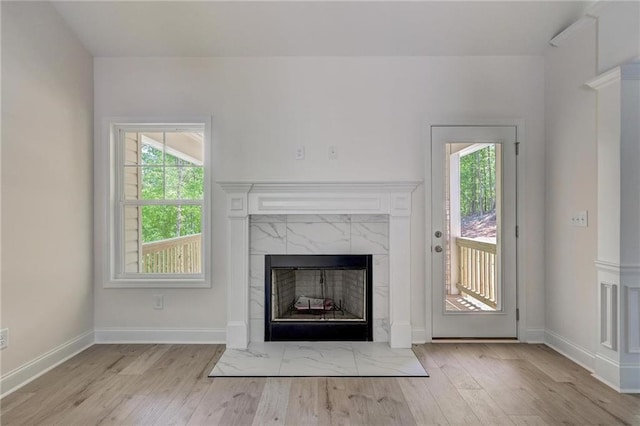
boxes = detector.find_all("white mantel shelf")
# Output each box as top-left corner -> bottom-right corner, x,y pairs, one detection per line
219,181 -> 421,349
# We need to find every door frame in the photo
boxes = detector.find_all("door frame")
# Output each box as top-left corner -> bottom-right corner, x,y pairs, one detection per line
424,119 -> 526,342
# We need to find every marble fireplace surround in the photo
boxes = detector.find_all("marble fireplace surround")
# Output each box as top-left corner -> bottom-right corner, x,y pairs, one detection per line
220,182 -> 420,349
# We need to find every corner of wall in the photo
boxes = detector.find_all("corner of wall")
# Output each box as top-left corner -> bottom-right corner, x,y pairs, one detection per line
0,331 -> 95,398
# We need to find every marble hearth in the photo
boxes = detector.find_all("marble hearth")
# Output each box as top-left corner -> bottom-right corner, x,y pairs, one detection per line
220,182 -> 419,349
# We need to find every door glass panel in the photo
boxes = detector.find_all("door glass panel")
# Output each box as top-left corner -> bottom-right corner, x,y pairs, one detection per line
444,143 -> 501,312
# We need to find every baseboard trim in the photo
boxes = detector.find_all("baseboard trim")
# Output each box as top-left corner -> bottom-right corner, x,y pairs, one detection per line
0,330 -> 95,398
544,329 -> 595,372
412,327 -> 427,344
94,328 -> 226,344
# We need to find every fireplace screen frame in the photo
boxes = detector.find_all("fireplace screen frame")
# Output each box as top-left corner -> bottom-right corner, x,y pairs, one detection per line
264,254 -> 373,342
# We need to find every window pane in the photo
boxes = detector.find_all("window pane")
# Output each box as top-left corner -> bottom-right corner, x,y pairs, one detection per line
140,133 -> 164,165
164,131 -> 204,166
139,166 -> 164,200
140,205 -> 202,274
165,166 -> 204,200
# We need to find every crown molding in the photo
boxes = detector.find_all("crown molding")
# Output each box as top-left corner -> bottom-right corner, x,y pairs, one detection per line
549,15 -> 596,48
585,67 -> 621,90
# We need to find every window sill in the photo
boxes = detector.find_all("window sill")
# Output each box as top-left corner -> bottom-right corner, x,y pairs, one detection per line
104,278 -> 211,289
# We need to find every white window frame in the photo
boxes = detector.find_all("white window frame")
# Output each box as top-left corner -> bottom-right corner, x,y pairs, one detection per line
97,117 -> 212,288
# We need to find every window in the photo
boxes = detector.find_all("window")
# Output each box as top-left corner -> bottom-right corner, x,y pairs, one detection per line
104,120 -> 211,287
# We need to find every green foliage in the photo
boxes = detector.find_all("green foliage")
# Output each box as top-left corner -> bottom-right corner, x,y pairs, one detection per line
459,145 -> 496,218
139,144 -> 203,243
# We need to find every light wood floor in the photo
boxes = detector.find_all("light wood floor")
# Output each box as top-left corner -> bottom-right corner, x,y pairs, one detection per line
1,343 -> 639,425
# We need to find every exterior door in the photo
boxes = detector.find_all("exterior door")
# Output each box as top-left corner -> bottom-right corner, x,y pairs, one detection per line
431,126 -> 518,338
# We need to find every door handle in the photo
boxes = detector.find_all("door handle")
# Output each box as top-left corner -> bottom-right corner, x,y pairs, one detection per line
434,245 -> 443,253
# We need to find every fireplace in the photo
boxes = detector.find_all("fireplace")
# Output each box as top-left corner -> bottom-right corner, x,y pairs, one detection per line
220,182 -> 418,349
265,254 -> 373,341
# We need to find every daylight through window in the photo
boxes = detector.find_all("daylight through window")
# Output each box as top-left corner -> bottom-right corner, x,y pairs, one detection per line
116,126 -> 205,277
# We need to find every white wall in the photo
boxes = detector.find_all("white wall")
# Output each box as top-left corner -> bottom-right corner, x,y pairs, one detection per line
544,20 -> 598,363
597,1 -> 640,73
93,56 -> 545,340
543,1 -> 640,369
1,1 -> 94,386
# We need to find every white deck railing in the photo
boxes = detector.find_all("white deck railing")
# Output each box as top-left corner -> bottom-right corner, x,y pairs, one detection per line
142,233 -> 201,273
456,237 -> 497,309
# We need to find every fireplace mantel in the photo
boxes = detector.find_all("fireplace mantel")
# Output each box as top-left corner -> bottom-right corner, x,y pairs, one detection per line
219,181 -> 420,349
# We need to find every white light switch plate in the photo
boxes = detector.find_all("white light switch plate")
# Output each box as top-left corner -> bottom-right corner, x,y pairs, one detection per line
571,210 -> 588,227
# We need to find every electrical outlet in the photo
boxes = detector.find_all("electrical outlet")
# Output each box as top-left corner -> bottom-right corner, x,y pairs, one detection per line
571,210 -> 588,227
154,294 -> 164,310
295,145 -> 305,160
0,328 -> 8,349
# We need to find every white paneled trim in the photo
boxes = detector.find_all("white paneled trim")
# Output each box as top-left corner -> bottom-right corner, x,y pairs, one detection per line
593,354 -> 640,393
621,264 -> 640,275
94,328 -> 226,344
621,62 -> 640,80
253,195 -> 385,214
244,182 -> 421,194
619,363 -> 640,393
0,331 -> 95,398
585,66 -> 621,90
219,181 -> 421,216
544,329 -> 596,372
600,282 -> 618,351
595,259 -> 622,274
219,183 -> 252,218
593,353 -> 623,391
524,328 -> 545,343
627,287 -> 640,353
412,327 -> 427,344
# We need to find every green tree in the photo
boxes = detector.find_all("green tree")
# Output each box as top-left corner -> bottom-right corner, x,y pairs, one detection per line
140,144 -> 203,243
459,145 -> 496,218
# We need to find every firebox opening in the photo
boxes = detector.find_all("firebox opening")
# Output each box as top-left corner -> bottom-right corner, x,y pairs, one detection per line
272,268 -> 366,322
265,255 -> 373,342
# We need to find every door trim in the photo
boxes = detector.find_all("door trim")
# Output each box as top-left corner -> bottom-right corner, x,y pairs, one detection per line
424,119 -> 526,342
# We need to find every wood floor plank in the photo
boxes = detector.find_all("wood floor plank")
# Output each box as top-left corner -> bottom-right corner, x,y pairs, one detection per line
2,342 -> 638,426
251,378 -> 292,426
419,367 -> 483,425
187,378 -> 265,425
284,377 -> 330,426
96,395 -> 148,426
0,392 -> 35,417
368,378 -> 417,425
2,349 -> 127,425
118,343 -> 172,376
397,377 -> 450,425
508,415 -> 548,425
324,377 -> 369,425
458,388 -> 515,425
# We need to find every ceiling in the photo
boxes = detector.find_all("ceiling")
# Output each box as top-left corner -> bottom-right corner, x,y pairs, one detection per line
51,1 -> 592,57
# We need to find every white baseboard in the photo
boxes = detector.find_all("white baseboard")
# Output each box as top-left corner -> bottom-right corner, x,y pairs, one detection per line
94,327 -> 226,344
523,328 -> 545,343
544,329 -> 596,372
412,327 -> 427,344
0,330 -> 95,398
593,354 -> 640,393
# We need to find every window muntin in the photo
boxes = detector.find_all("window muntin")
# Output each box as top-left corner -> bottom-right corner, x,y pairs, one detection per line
114,125 -> 206,280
